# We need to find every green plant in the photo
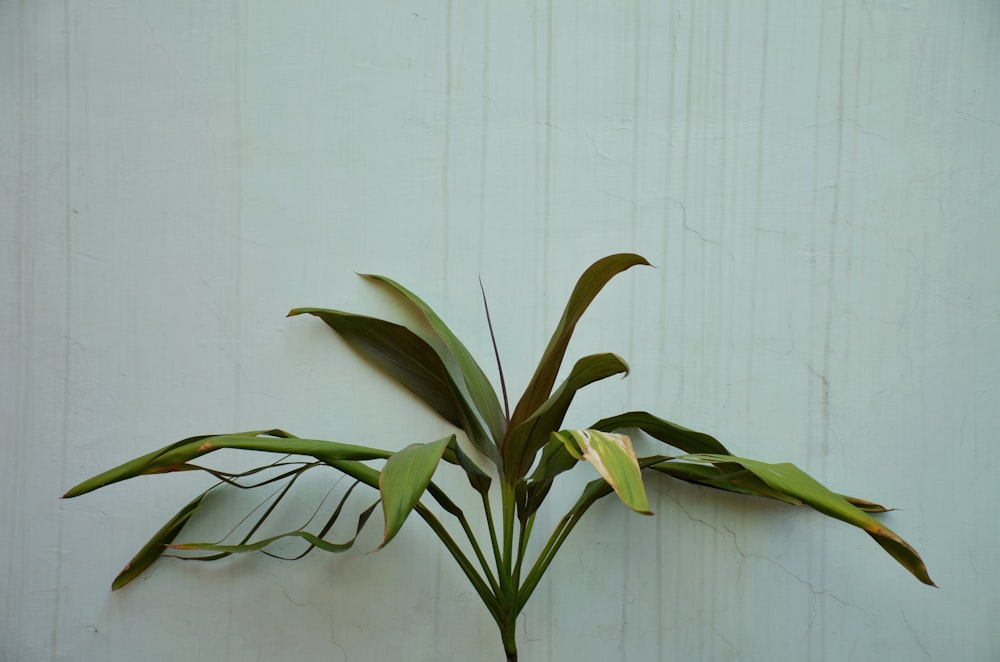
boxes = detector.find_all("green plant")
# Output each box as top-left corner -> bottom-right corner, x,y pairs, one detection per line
64,253 -> 933,661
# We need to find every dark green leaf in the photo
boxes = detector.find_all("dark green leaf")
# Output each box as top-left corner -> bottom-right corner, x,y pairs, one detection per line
363,274 -> 507,442
111,491 -> 209,590
64,430 -> 393,497
509,254 -> 650,428
290,308 -> 499,468
503,353 -> 629,479
290,308 -> 464,427
678,454 -> 935,586
593,411 -> 731,454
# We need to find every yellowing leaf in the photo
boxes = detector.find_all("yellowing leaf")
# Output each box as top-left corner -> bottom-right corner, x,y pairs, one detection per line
554,429 -> 652,515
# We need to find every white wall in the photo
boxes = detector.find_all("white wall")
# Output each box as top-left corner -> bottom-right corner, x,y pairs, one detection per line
5,2 -> 998,660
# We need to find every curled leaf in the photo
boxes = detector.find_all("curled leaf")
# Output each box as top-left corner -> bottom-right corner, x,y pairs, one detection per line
553,429 -> 651,515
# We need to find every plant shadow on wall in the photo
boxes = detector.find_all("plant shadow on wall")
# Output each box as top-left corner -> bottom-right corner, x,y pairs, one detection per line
64,254 -> 934,662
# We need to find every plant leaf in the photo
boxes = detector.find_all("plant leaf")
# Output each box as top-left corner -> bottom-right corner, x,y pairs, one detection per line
509,253 -> 650,428
362,274 -> 507,442
377,436 -> 452,550
646,459 -> 802,505
111,491 -> 209,590
289,308 -> 464,426
504,352 -> 629,479
593,411 -> 731,454
170,502 -> 379,556
523,439 -> 579,517
290,308 -> 499,468
676,454 -> 935,586
63,430 -> 393,497
553,429 -> 652,515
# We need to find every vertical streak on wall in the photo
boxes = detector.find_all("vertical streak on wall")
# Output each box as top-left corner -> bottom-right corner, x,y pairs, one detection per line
542,0 -> 554,328
717,1 -> 739,651
656,7 -> 679,654
807,4 -> 832,659
227,1 -> 246,657
623,5 -> 643,656
52,2 -> 72,658
815,4 -> 847,652
745,0 -> 770,438
821,1 -> 847,461
233,0 -> 244,441
5,0 -> 17,642
441,0 -> 453,290
478,1 -> 491,268
679,0 -> 695,406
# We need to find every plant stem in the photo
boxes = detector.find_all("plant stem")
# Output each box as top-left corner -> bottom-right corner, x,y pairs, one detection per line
511,512 -> 535,591
454,505 -> 501,597
482,490 -> 503,579
414,503 -> 502,621
500,480 -> 516,595
516,497 -> 599,613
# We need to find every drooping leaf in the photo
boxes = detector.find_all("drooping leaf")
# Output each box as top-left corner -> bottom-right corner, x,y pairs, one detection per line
63,430 -> 393,497
289,308 -> 463,426
675,454 -> 935,586
111,491 -> 209,590
553,429 -> 652,515
362,274 -> 507,442
593,411 -> 731,455
170,501 -> 379,556
646,459 -> 802,505
504,353 -> 629,479
377,437 -> 452,550
646,459 -> 890,511
290,308 -> 499,468
509,254 -> 650,428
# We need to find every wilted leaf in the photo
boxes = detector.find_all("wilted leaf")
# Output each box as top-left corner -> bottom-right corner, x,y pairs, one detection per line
553,429 -> 651,515
63,431 -> 393,497
111,492 -> 209,590
677,454 -> 934,586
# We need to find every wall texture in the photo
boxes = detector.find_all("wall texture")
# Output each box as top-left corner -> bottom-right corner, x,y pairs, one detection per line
4,2 -> 998,660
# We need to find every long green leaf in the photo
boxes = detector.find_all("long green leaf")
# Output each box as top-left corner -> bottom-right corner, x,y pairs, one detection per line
503,352 -> 629,479
593,411 -> 731,455
362,274 -> 507,442
676,454 -> 935,586
63,430 -> 393,497
517,475 -> 616,611
509,254 -> 650,428
646,459 -> 801,505
554,429 -> 652,514
289,308 -> 464,427
648,460 -> 890,511
111,491 -> 209,590
290,308 -> 498,468
377,436 -> 452,550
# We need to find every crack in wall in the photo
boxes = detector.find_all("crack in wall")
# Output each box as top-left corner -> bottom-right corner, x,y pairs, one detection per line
661,489 -> 871,637
901,611 -> 931,662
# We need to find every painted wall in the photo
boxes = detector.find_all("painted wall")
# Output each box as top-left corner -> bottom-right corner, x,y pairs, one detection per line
5,2 -> 998,660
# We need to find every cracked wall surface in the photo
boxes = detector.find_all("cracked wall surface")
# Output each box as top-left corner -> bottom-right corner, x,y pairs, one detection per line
4,1 -> 998,661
